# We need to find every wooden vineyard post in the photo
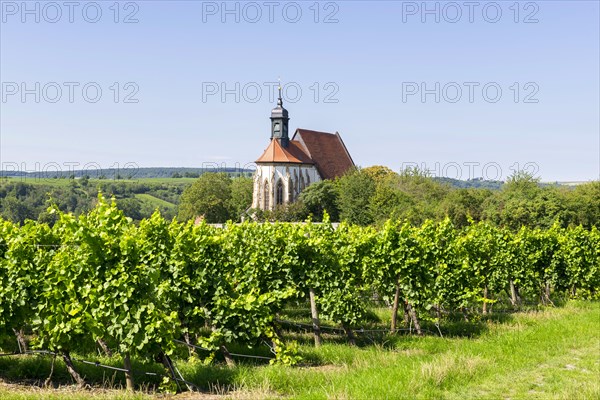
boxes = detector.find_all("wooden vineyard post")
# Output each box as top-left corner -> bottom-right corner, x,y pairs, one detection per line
309,287 -> 323,347
390,283 -> 401,333
123,352 -> 135,391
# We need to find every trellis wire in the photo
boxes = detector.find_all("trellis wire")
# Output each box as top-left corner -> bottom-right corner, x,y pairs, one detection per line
173,339 -> 275,361
277,319 -> 438,336
1,348 -> 202,392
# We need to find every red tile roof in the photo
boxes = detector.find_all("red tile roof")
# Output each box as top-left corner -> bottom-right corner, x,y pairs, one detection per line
292,129 -> 355,180
255,139 -> 314,164
256,129 -> 354,180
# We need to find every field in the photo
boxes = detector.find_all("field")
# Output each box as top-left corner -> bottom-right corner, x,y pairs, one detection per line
134,193 -> 178,212
1,301 -> 598,399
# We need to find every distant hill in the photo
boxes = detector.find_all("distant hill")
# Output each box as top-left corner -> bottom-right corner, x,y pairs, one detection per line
0,167 -> 254,180
432,177 -> 591,190
433,177 -> 504,190
543,181 -> 588,187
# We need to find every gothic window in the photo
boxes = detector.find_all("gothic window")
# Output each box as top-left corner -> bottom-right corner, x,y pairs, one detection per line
263,180 -> 269,209
276,179 -> 284,205
305,170 -> 310,186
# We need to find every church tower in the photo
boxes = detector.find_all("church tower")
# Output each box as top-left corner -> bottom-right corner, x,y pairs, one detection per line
252,89 -> 355,212
270,87 -> 290,147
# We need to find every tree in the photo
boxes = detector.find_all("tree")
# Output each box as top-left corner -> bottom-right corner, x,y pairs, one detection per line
336,168 -> 376,226
0,196 -> 35,225
267,202 -> 309,222
369,179 -> 415,225
117,198 -> 143,220
228,177 -> 253,221
369,167 -> 449,225
298,180 -> 340,221
178,173 -> 232,223
563,181 -> 600,228
483,171 -> 566,229
438,188 -> 492,228
394,167 -> 449,221
362,165 -> 395,183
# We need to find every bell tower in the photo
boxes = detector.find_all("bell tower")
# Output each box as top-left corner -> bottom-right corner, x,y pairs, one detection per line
270,85 -> 290,147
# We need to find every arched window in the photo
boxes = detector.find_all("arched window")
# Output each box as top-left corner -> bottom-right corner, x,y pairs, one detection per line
263,180 -> 269,209
276,179 -> 284,205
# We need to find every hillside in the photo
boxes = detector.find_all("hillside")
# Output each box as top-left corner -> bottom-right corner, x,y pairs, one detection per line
0,167 -> 253,180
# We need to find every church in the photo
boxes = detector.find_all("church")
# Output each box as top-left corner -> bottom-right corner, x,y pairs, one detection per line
252,91 -> 355,211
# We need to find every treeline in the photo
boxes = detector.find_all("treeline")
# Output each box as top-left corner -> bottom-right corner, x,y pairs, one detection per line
258,167 -> 599,229
1,197 -> 598,390
2,168 -> 598,230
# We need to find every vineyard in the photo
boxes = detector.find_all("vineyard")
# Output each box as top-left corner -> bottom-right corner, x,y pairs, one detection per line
0,195 -> 598,394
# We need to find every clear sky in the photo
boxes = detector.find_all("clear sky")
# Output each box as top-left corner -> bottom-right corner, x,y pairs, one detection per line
1,0 -> 599,182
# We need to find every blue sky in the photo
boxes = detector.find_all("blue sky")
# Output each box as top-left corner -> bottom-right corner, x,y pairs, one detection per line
1,0 -> 599,181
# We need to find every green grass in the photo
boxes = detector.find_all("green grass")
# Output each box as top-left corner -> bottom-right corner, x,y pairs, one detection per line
0,385 -> 151,400
265,302 -> 599,399
1,177 -> 84,188
134,194 -> 177,210
1,301 -> 598,399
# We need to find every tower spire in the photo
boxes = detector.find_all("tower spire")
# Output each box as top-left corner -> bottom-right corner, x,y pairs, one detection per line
277,77 -> 283,106
270,76 -> 290,147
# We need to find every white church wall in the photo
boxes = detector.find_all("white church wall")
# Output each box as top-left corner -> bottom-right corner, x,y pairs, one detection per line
252,163 -> 321,210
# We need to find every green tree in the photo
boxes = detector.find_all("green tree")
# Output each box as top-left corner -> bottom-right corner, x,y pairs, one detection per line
267,202 -> 309,222
362,165 -> 395,183
438,188 -> 492,228
337,168 -> 376,226
178,173 -> 232,223
369,167 -> 449,225
116,197 -> 143,220
298,180 -> 340,221
229,176 -> 253,221
0,195 -> 35,225
369,179 -> 415,224
483,171 -> 566,229
563,181 -> 600,228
